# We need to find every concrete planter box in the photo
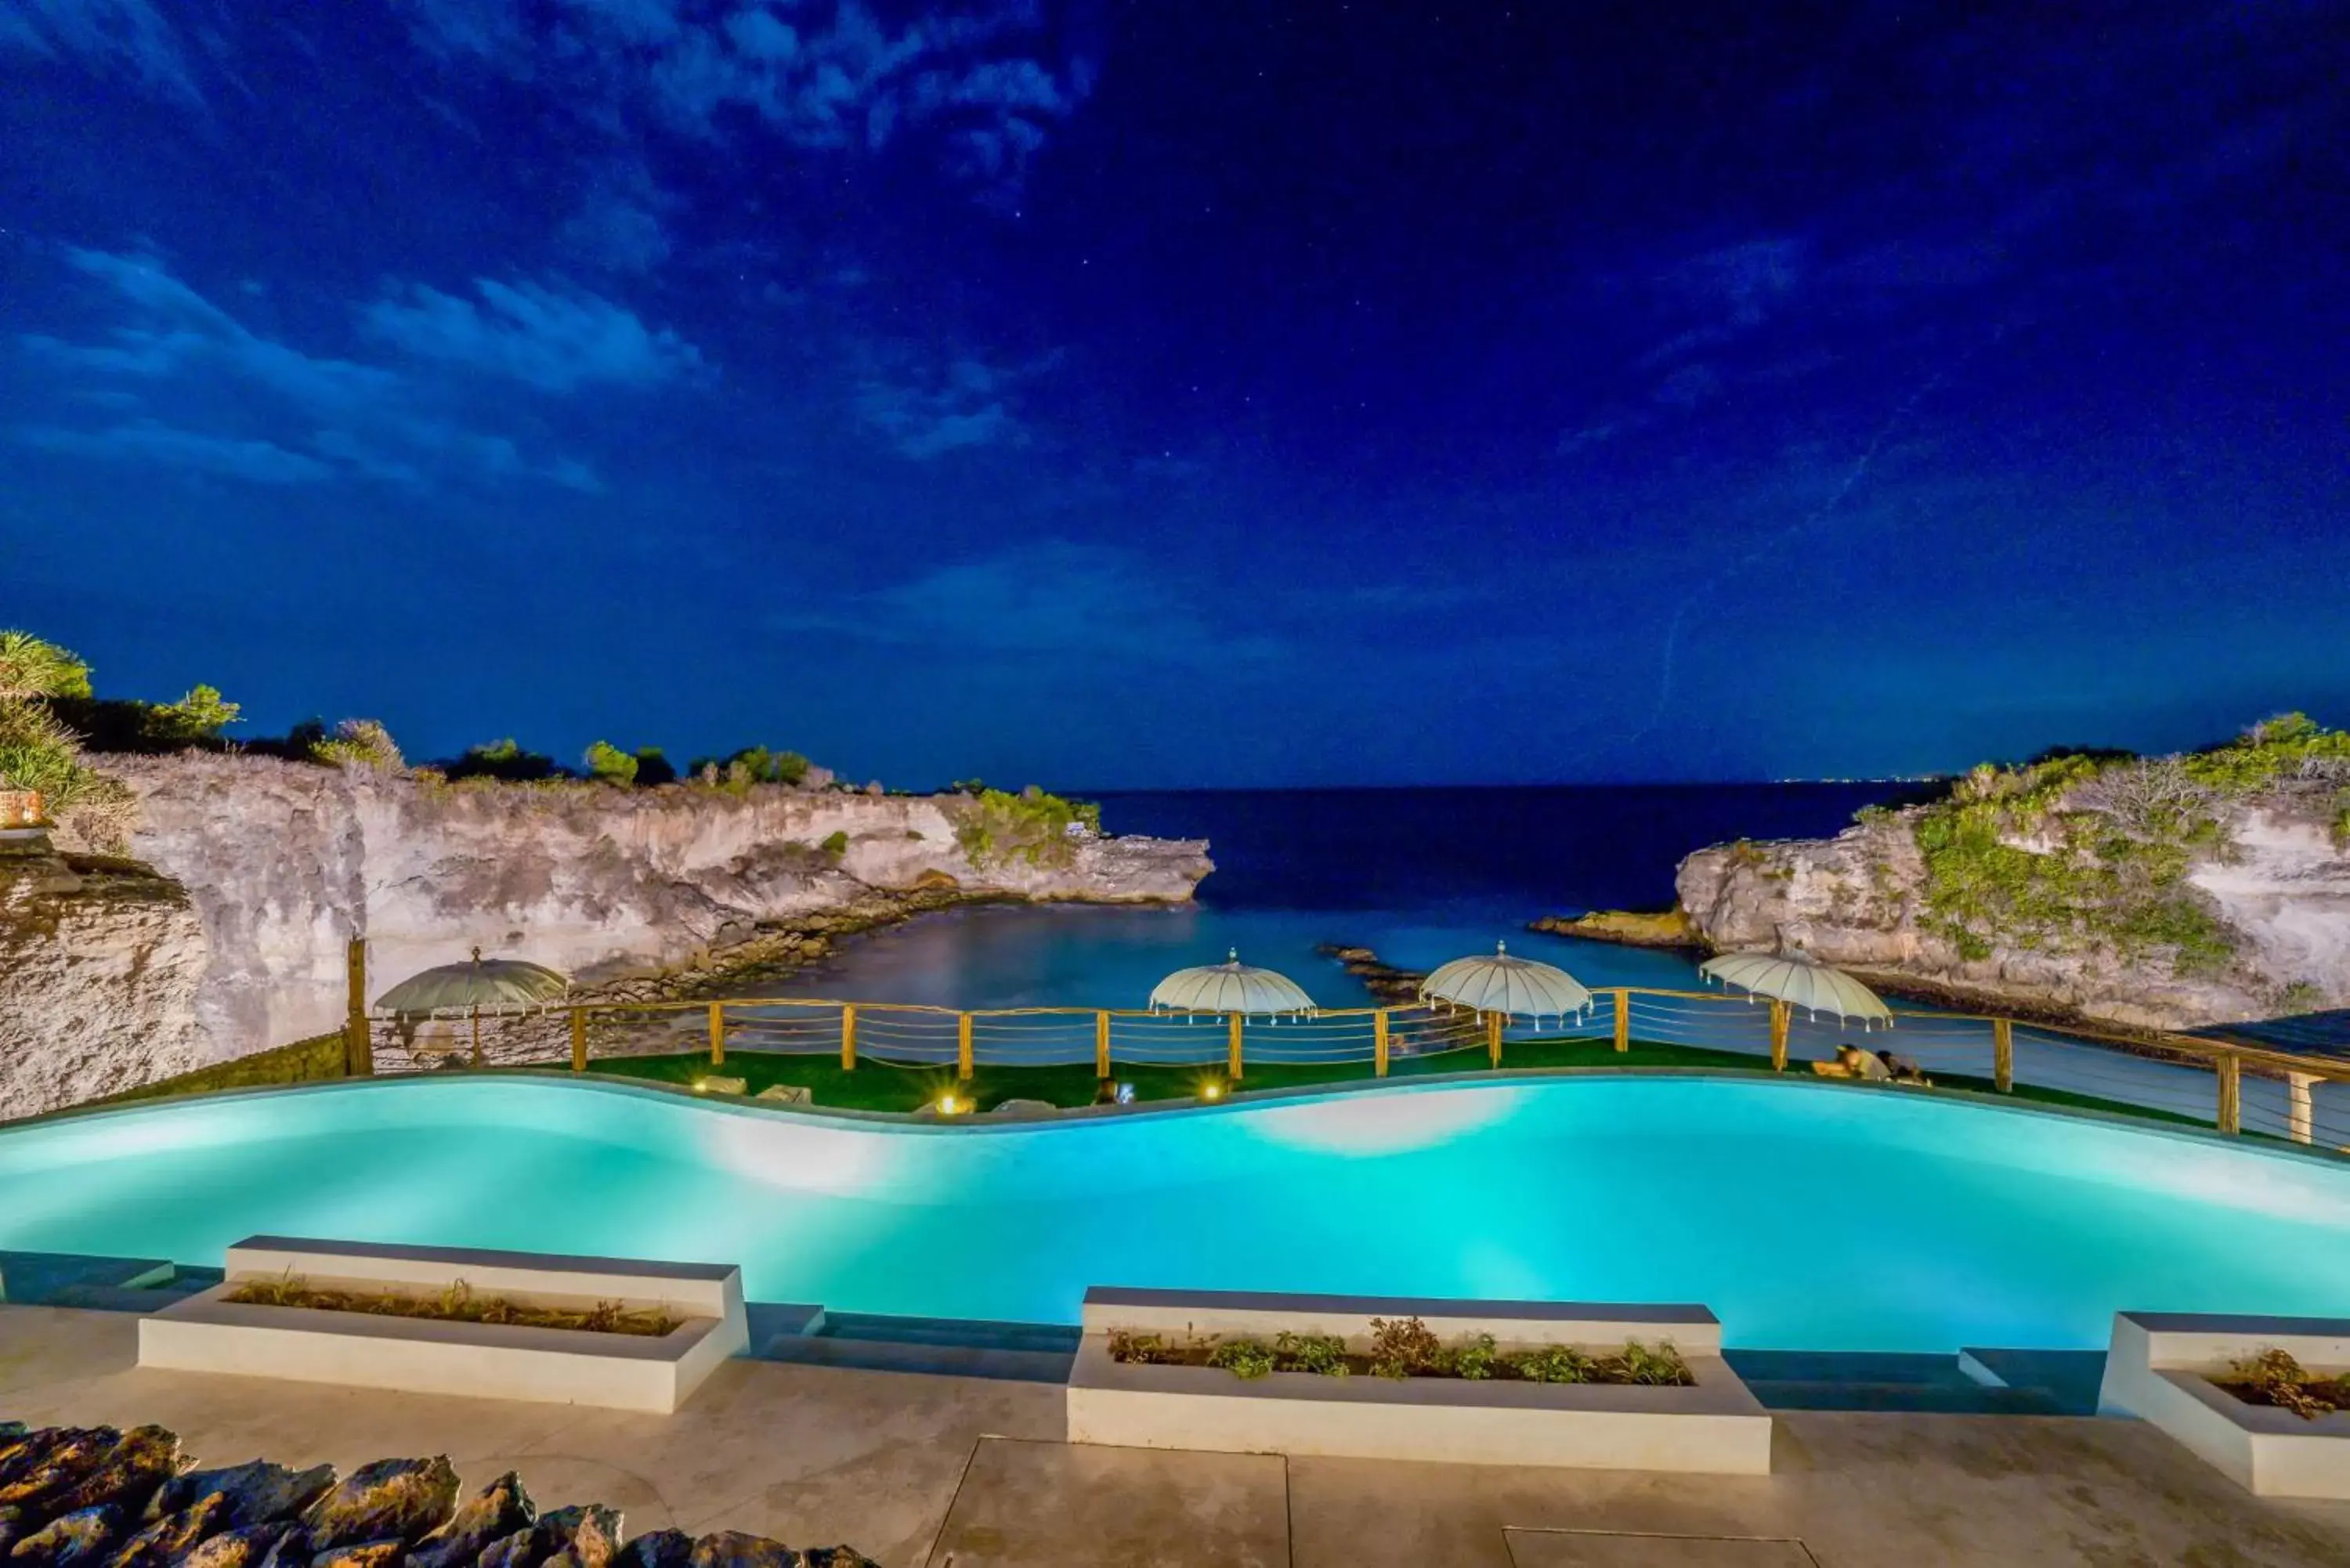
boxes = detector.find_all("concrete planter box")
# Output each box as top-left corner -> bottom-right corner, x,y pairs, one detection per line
139,1236 -> 748,1414
1066,1287 -> 1770,1474
2097,1311 -> 2350,1498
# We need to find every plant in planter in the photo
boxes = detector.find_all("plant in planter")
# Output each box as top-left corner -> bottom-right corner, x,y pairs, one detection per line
1209,1339 -> 1279,1380
1509,1345 -> 1594,1384
1368,1314 -> 1444,1378
1107,1329 -> 1178,1364
1620,1339 -> 1693,1386
1274,1331 -> 1350,1376
2220,1349 -> 2350,1420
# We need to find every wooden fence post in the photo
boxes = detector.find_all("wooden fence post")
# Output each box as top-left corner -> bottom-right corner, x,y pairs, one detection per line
2217,1053 -> 2241,1135
569,1008 -> 587,1071
1095,1010 -> 1112,1078
1612,988 -> 1629,1053
841,1004 -> 857,1071
707,1002 -> 725,1065
344,937 -> 372,1077
1374,1009 -> 1390,1077
1227,1013 -> 1244,1082
2287,1071 -> 2316,1145
1769,999 -> 1790,1072
1992,1017 -> 2014,1093
1486,1011 -> 1503,1068
957,1011 -> 974,1080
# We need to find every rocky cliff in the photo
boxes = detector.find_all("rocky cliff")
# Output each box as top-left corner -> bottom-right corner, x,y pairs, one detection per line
0,834 -> 210,1118
2,754 -> 1208,1114
1674,726 -> 2350,1031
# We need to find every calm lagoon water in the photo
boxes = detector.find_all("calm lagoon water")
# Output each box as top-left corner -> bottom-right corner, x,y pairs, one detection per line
785,783 -> 1906,1010
5,1074 -> 2347,1352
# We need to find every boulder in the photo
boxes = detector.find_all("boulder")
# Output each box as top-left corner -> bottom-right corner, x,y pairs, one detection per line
610,1530 -> 691,1568
533,1505 -> 621,1568
9,1504 -> 122,1568
685,1533 -> 799,1568
696,1077 -> 747,1097
153,1461 -> 338,1530
307,1541 -> 404,1568
751,1085 -> 809,1105
109,1490 -> 230,1568
170,1523 -> 300,1568
304,1459 -> 458,1551
46,1427 -> 181,1519
0,1428 -> 120,1508
1,1505 -> 24,1558
407,1472 -> 533,1568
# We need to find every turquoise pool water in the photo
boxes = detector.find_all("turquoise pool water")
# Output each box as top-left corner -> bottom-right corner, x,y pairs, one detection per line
4,1075 -> 2346,1352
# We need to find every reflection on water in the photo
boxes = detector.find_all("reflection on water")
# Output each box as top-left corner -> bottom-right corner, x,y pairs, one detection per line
776,901 -> 1710,1010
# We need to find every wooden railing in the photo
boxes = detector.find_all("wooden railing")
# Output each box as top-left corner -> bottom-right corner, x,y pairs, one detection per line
364,985 -> 2350,1153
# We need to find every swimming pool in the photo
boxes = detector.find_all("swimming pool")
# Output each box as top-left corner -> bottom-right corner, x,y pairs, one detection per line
4,1074 -> 2345,1352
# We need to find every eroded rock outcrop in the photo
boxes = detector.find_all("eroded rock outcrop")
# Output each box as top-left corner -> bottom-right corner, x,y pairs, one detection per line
1674,771 -> 2350,1033
0,838 -> 209,1118
94,753 -> 1208,1071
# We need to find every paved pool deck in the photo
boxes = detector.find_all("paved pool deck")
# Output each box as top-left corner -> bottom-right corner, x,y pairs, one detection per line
5,1304 -> 2348,1567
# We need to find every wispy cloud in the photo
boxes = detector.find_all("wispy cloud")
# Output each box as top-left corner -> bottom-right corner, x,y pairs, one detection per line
561,157 -> 675,275
855,350 -> 1028,460
363,277 -> 705,392
770,542 -> 1286,667
17,420 -> 332,484
393,0 -> 1087,195
0,0 -> 201,104
16,247 -> 606,493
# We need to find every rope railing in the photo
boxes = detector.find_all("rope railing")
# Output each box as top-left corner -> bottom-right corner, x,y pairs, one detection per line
360,985 -> 2347,1154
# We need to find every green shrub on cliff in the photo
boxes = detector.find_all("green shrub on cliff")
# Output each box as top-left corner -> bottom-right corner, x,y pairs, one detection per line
0,630 -> 93,699
310,718 -> 405,771
1899,715 -> 2349,978
446,738 -> 566,782
952,786 -> 1102,869
584,739 -> 638,786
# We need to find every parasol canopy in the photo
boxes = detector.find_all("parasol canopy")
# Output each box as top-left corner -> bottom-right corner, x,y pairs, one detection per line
374,947 -> 569,1017
1148,949 -> 1315,1016
1419,941 -> 1591,1020
1698,951 -> 1892,1026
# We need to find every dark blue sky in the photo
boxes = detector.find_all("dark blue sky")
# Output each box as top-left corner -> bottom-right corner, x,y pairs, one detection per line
4,0 -> 2345,787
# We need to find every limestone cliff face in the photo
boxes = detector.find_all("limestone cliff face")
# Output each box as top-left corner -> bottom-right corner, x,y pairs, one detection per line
98,754 -> 1211,1064
1675,800 -> 2350,1032
0,837 -> 210,1118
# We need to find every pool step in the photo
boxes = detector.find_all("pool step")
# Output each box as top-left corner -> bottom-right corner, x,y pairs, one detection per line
1958,1347 -> 2109,1414
757,1310 -> 1080,1383
0,1252 -> 219,1312
1724,1349 -> 2097,1415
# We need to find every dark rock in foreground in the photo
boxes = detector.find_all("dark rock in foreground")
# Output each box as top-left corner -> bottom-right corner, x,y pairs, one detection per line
0,1425 -> 877,1568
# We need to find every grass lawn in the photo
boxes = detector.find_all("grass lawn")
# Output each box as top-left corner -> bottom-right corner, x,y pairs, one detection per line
571,1035 -> 1759,1112
558,1035 -> 2225,1135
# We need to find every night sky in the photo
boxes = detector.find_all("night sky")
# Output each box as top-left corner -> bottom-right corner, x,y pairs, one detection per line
4,1 -> 2345,787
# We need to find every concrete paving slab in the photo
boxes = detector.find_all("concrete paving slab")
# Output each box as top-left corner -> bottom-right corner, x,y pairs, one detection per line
1505,1533 -> 1816,1568
924,1437 -> 1289,1568
9,1305 -> 2350,1568
1286,1415 -> 2350,1568
0,1304 -> 1063,1568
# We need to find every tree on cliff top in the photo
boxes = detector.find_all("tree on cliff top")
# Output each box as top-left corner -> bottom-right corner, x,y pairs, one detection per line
0,631 -> 136,851
0,630 -> 93,700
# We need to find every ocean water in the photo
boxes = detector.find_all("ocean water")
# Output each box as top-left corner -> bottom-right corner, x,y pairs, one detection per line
786,784 -> 1904,1010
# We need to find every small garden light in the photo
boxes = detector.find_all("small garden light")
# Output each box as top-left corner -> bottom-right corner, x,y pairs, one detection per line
936,1092 -> 968,1116
1199,1078 -> 1227,1102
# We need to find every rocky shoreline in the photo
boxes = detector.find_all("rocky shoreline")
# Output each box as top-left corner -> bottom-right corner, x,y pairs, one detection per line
0,1423 -> 877,1568
1524,908 -> 1701,949
1,752 -> 1213,1120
